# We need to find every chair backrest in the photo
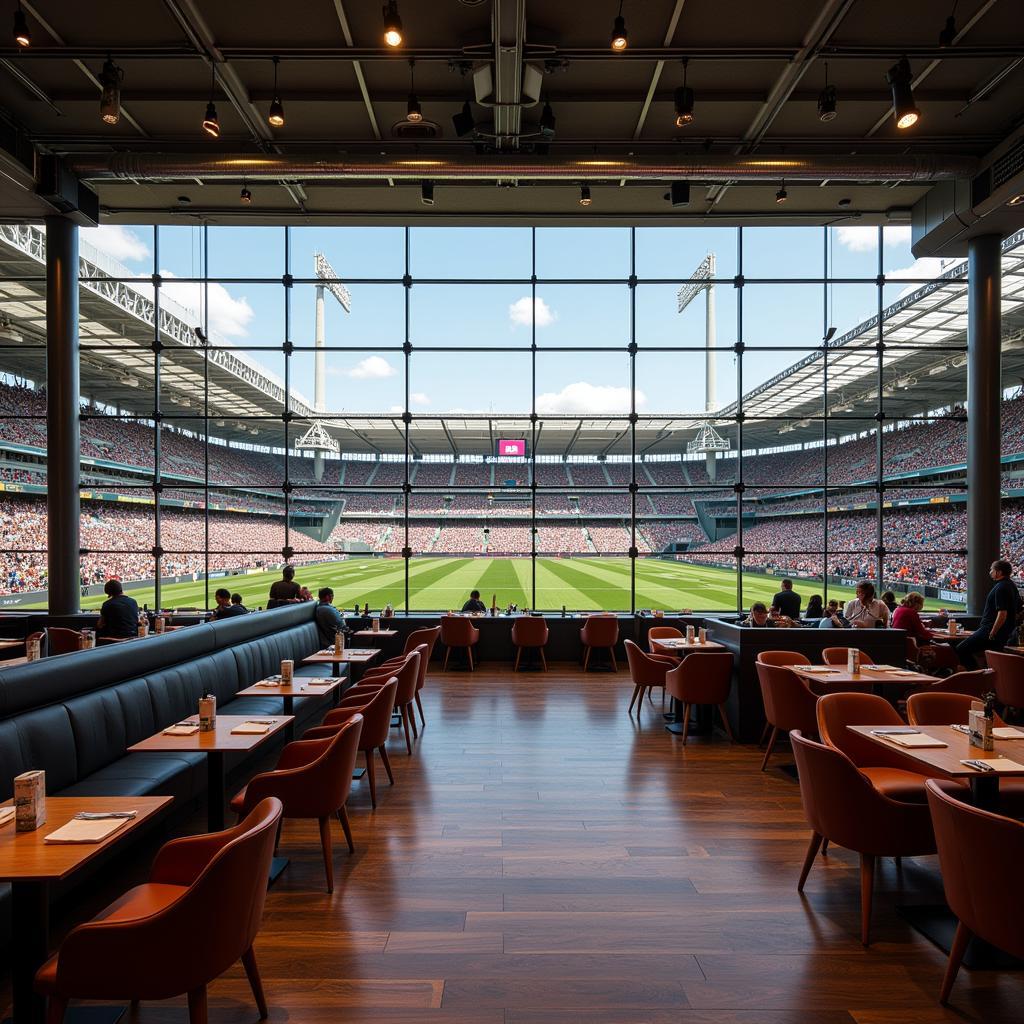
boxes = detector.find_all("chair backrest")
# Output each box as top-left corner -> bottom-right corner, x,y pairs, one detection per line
755,661 -> 818,734
391,650 -> 421,704
815,691 -> 908,769
581,615 -> 618,646
348,678 -> 399,748
404,625 -> 441,661
441,615 -> 479,646
511,615 -> 549,646
907,691 -> 1005,727
983,650 -> 1024,706
46,626 -> 83,656
926,779 -> 1024,960
665,650 -> 733,705
756,650 -> 811,667
648,626 -> 683,650
928,667 -> 995,697
821,647 -> 875,666
624,639 -> 668,686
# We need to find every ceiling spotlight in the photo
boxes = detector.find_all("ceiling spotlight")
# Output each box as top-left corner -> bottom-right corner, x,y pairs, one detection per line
268,56 -> 285,127
539,101 -> 556,137
13,2 -> 30,47
420,181 -> 434,206
775,183 -> 788,204
887,56 -> 919,130
383,0 -> 403,47
837,197 -> 852,208
817,63 -> 837,121
202,64 -> 220,138
99,56 -> 123,125
579,185 -> 592,207
406,59 -> 422,122
667,181 -> 690,207
452,100 -> 476,137
610,1 -> 627,50
240,185 -> 252,205
673,60 -> 694,126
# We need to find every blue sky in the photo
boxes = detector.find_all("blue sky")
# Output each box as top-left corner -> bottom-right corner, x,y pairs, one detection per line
79,223 -> 949,418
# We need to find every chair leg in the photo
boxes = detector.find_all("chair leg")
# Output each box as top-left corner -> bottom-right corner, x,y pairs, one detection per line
401,706 -> 413,754
442,647 -> 451,670
759,721 -> 771,746
540,648 -> 547,671
241,945 -> 269,1019
718,704 -> 736,742
319,816 -> 334,893
379,745 -> 395,785
46,996 -> 68,1024
821,838 -> 829,856
797,831 -> 823,892
940,921 -> 971,1005
859,853 -> 875,945
365,749 -> 377,808
680,703 -> 692,746
628,684 -> 642,714
467,646 -> 474,671
760,726 -> 779,771
514,646 -> 522,671
273,819 -> 283,855
583,646 -> 591,671
408,701 -> 418,738
337,804 -> 355,853
187,985 -> 208,1024
610,647 -> 618,672
415,691 -> 426,727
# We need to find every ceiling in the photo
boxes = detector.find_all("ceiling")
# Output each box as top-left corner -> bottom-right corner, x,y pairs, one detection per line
0,0 -> 1022,228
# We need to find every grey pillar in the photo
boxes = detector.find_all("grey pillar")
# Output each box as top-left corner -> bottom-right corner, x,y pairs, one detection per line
966,234 -> 1002,615
45,216 -> 81,615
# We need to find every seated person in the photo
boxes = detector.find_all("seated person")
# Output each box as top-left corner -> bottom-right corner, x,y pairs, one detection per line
956,559 -> 1021,669
230,593 -> 248,613
890,592 -> 931,643
268,565 -> 301,608
298,585 -> 313,602
741,602 -> 776,628
843,581 -> 890,629
314,587 -> 351,648
461,589 -> 487,614
880,590 -> 898,615
96,578 -> 139,639
817,599 -> 850,628
804,594 -> 824,620
771,579 -> 801,619
212,587 -> 247,619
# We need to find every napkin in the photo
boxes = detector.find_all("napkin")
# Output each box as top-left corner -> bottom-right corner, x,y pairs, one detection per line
992,727 -> 1024,740
305,679 -> 334,686
961,757 -> 1024,773
163,724 -> 200,736
45,817 -> 130,844
0,807 -> 15,828
231,722 -> 272,735
254,681 -> 285,687
800,666 -> 838,674
862,664 -> 901,671
885,733 -> 948,748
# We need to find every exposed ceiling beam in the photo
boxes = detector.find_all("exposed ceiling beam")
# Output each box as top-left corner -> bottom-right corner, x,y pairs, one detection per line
331,1 -> 383,143
492,0 -> 527,149
630,0 -> 688,142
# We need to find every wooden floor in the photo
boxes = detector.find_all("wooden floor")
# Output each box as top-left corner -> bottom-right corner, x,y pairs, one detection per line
30,665 -> 1024,1022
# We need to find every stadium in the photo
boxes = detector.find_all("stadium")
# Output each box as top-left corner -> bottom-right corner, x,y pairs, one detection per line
2,221 -> 1024,613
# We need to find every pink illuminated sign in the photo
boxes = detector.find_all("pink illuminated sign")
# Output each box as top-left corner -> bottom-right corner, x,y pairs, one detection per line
497,439 -> 526,457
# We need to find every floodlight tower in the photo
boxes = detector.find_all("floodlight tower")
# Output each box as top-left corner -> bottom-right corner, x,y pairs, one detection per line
678,252 -> 730,481
295,252 -> 351,480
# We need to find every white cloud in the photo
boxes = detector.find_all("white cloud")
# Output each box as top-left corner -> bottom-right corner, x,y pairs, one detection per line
410,391 -> 430,406
81,225 -> 152,264
835,225 -> 912,251
536,381 -> 646,415
887,256 -> 966,298
157,271 -> 255,338
509,296 -> 556,328
346,355 -> 397,380
389,405 -> 404,414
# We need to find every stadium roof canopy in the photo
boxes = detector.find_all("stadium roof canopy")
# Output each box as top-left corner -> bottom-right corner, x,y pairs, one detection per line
2,225 -> 1024,457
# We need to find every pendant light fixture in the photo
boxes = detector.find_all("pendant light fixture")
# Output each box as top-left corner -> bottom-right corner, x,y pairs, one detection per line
673,59 -> 694,127
406,59 -> 422,122
383,1 -> 403,47
99,56 -> 123,125
817,63 -> 837,122
268,56 -> 285,128
610,1 -> 627,51
887,56 -> 919,129
13,2 -> 30,47
202,65 -> 220,138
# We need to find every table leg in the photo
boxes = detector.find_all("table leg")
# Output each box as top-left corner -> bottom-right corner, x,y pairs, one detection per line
970,775 -> 1000,812
207,750 -> 227,832
283,695 -> 295,741
10,880 -> 47,1024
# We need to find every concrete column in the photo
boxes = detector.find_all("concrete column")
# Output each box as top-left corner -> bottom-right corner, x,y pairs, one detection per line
45,216 -> 81,614
966,234 -> 1002,614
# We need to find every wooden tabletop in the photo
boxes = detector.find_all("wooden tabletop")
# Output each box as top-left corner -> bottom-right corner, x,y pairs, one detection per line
0,655 -> 30,668
850,724 -> 1024,778
128,715 -> 293,753
0,638 -> 25,651
929,629 -> 968,642
353,629 -> 398,637
1003,645 -> 1024,655
304,648 -> 381,664
791,665 -> 939,686
236,676 -> 345,698
0,796 -> 171,882
651,638 -> 726,653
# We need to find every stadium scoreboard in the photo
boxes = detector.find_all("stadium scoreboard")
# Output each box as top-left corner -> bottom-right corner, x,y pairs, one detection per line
496,438 -> 527,458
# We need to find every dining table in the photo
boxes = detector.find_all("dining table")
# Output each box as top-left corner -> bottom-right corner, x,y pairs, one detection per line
302,646 -> 381,679
235,676 -> 346,740
789,663 -> 939,695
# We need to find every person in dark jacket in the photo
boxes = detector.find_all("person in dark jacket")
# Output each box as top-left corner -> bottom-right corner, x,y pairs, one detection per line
771,579 -> 801,619
461,589 -> 487,613
212,588 -> 247,619
957,559 -> 1021,669
96,579 -> 139,639
268,565 -> 302,608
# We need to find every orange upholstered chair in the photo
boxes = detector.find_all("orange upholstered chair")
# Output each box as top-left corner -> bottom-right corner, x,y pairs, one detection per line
985,650 -> 1024,714
440,615 -> 480,670
304,679 -> 398,808
926,667 -> 996,697
664,650 -> 735,745
624,639 -> 677,714
344,649 -> 422,754
409,625 -> 441,724
907,690 -> 1005,728
46,627 -> 83,656
816,692 -> 935,802
822,647 -> 875,666
35,797 -> 283,1024
511,615 -> 549,671
581,615 -> 619,672
926,779 -> 1024,1004
756,660 -> 819,771
230,716 -> 363,893
791,731 -> 936,945
756,650 -> 811,668
647,625 -> 683,657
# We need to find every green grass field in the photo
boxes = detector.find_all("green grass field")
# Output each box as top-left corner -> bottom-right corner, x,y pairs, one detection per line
74,556 -> 960,614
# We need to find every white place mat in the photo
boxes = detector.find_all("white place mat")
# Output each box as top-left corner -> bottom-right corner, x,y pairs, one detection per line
885,733 -> 948,748
961,757 -> 1024,773
163,724 -> 199,736
0,807 -> 14,828
993,727 -> 1024,740
45,817 -> 130,844
231,722 -> 271,735
800,666 -> 838,674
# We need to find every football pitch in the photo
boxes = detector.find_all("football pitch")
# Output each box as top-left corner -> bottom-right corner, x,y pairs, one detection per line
78,557 -> 959,613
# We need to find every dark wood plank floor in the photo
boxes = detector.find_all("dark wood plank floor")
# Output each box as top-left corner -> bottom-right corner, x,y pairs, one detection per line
34,666 -> 1024,1021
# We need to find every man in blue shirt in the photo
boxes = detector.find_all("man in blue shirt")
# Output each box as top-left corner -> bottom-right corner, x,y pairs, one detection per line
212,588 -> 247,620
315,587 -> 351,648
957,559 -> 1021,669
